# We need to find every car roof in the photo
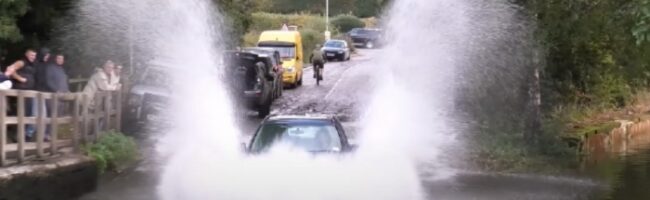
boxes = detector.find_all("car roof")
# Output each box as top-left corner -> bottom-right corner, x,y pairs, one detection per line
265,114 -> 335,122
325,40 -> 346,43
225,50 -> 272,60
242,47 -> 279,54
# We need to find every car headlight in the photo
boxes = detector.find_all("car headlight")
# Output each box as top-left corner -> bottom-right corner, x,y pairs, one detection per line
338,50 -> 344,53
128,94 -> 143,106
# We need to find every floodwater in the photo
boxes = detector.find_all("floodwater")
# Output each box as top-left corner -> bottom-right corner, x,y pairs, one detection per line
79,50 -> 650,200
581,148 -> 650,200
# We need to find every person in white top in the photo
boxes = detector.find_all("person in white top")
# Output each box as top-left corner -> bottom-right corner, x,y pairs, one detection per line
83,60 -> 120,103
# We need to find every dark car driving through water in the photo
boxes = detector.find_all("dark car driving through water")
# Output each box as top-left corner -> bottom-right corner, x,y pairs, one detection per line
244,115 -> 357,154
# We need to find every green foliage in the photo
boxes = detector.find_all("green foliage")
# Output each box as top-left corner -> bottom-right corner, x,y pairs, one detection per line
251,0 -> 354,16
331,14 -> 365,33
0,0 -> 30,42
214,0 -> 252,47
528,0 -> 650,108
470,127 -> 576,173
250,0 -> 389,17
633,0 -> 650,45
82,131 -> 138,174
249,12 -> 327,33
300,29 -> 325,60
354,0 -> 383,18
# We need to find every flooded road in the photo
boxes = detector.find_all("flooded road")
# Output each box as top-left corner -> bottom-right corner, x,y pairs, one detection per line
78,49 -> 650,200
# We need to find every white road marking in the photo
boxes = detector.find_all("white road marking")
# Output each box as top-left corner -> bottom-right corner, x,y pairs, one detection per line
324,64 -> 353,100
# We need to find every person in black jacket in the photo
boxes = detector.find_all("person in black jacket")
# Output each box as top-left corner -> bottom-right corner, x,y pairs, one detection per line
34,48 -> 51,92
4,49 -> 38,141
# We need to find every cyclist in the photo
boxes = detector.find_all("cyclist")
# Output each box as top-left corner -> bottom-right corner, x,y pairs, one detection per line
309,44 -> 325,82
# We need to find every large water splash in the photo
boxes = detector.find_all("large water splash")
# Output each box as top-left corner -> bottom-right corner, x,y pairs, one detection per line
69,0 -> 527,199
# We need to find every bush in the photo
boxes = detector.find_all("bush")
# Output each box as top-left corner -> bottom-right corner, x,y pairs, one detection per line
249,12 -> 327,33
243,31 -> 260,47
83,131 -> 138,174
331,15 -> 365,33
300,29 -> 326,62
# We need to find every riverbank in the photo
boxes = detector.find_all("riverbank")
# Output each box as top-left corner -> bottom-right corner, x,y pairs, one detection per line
470,91 -> 650,173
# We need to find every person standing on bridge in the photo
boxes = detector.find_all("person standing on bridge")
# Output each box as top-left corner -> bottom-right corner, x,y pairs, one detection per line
83,60 -> 120,102
43,54 -> 69,137
44,53 -> 70,93
83,60 -> 120,134
4,49 -> 38,141
309,44 -> 325,81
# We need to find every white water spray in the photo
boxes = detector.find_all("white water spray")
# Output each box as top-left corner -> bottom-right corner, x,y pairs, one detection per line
71,0 -> 524,199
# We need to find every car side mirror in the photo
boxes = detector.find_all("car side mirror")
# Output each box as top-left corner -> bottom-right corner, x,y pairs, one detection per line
241,143 -> 248,153
348,139 -> 358,152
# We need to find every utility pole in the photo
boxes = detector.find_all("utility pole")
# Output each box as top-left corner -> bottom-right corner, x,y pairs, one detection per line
324,0 -> 331,40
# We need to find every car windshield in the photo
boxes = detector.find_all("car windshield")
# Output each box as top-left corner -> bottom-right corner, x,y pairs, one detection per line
324,41 -> 345,48
250,122 -> 342,153
257,46 -> 295,59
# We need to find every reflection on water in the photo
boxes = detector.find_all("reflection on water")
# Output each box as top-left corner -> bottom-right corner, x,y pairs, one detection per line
583,147 -> 650,200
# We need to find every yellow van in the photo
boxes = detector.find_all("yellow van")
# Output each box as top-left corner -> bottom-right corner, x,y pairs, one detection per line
258,30 -> 304,87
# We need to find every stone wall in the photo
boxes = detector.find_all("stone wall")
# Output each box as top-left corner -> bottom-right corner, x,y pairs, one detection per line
0,155 -> 98,200
584,120 -> 650,156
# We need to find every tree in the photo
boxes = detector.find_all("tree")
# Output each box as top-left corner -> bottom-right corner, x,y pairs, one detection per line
331,15 -> 365,32
354,0 -> 381,18
214,0 -> 252,47
633,0 -> 650,45
0,0 -> 30,42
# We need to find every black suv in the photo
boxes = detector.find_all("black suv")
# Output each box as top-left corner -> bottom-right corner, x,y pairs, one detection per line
125,65 -> 170,128
225,48 -> 283,118
347,28 -> 383,49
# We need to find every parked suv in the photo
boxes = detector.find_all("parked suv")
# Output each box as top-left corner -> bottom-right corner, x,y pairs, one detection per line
347,28 -> 383,49
125,64 -> 171,127
225,48 -> 283,118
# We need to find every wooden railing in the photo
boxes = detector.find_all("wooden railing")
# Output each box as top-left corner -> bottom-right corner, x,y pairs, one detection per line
69,77 -> 89,92
0,89 -> 122,167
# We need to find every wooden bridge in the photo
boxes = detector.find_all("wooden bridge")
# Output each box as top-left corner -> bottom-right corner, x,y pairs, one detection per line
0,89 -> 122,167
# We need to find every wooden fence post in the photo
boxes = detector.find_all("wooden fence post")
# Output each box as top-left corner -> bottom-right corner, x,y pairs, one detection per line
36,93 -> 45,158
104,92 -> 111,132
116,89 -> 122,131
50,93 -> 59,155
0,92 -> 7,166
17,91 -> 25,163
93,93 -> 101,140
72,93 -> 81,152
81,94 -> 89,144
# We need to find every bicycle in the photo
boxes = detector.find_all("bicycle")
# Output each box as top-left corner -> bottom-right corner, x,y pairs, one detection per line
313,61 -> 324,86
